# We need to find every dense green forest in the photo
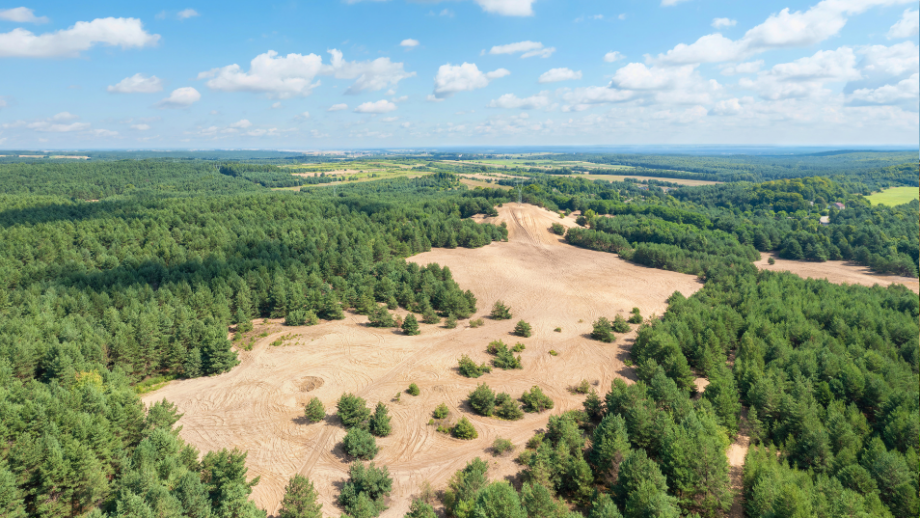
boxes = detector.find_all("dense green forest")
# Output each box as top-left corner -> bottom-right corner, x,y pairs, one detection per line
0,156 -> 916,518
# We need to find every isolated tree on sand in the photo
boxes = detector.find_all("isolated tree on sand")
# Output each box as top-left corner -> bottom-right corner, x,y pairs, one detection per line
491,300 -> 512,320
368,402 -> 392,437
277,474 -> 323,518
611,314 -> 631,333
304,397 -> 324,423
513,320 -> 533,337
403,313 -> 420,335
343,427 -> 378,460
591,317 -> 615,343
337,393 -> 371,429
453,417 -> 478,440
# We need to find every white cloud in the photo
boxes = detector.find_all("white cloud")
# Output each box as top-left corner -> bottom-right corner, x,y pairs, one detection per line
52,112 -> 78,121
711,98 -> 744,115
538,68 -> 582,83
328,103 -> 348,111
738,48 -> 861,100
381,116 -> 399,122
157,87 -> 201,108
849,73 -> 918,106
177,9 -> 199,20
488,92 -> 551,109
199,49 -> 414,98
27,120 -> 89,132
720,60 -> 763,75
656,0 -> 916,66
400,38 -> 419,48
0,99 -> 6,109
560,86 -> 634,109
432,63 -> 510,98
107,73 -> 163,94
888,9 -> 919,38
230,119 -> 252,129
130,123 -> 151,131
474,0 -> 535,16
604,51 -> 624,63
712,18 -> 736,28
0,7 -> 48,23
0,17 -> 159,58
354,99 -> 397,113
661,0 -> 692,5
271,102 -> 282,108
618,13 -> 626,20
489,40 -> 554,58
92,129 -> 118,137
297,111 -> 310,119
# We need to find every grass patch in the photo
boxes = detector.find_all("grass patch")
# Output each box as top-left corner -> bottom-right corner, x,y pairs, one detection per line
135,375 -> 177,394
865,186 -> 919,206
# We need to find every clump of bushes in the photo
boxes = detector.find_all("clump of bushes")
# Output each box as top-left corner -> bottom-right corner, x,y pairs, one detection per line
368,306 -> 395,328
572,379 -> 591,394
611,314 -> 631,333
628,307 -> 643,324
458,354 -> 492,378
407,383 -> 420,396
337,393 -> 371,429
433,403 -> 450,419
492,438 -> 514,456
452,417 -> 478,440
495,393 -> 524,420
513,320 -> 532,337
285,309 -> 319,326
469,318 -> 485,328
444,314 -> 458,329
551,222 -> 565,235
490,300 -> 512,320
421,307 -> 440,324
338,461 -> 391,517
591,317 -> 615,343
521,386 -> 554,413
512,342 -> 525,352
468,383 -> 496,416
304,397 -> 325,423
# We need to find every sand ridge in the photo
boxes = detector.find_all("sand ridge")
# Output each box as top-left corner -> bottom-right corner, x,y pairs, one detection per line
142,204 -> 703,517
753,253 -> 919,294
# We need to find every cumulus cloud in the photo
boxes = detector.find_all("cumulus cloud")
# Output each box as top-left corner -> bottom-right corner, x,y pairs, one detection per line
432,63 -> 510,98
25,112 -> 89,132
888,8 -> 919,39
328,103 -> 348,111
655,0 -> 915,66
474,0 -> 535,16
488,92 -> 551,109
711,18 -> 736,28
354,99 -> 397,113
107,73 -> 163,93
711,98 -> 744,115
858,42 -> 919,77
230,119 -> 252,129
177,9 -> 199,20
720,60 -> 763,75
661,0 -> 692,5
130,123 -> 151,131
849,73 -> 918,106
0,17 -> 160,58
560,86 -> 634,110
0,7 -> 48,23
400,38 -> 419,48
538,68 -> 582,83
604,51 -> 624,63
489,40 -> 554,58
198,49 -> 414,98
52,112 -> 79,121
738,48 -> 861,100
156,87 -> 201,108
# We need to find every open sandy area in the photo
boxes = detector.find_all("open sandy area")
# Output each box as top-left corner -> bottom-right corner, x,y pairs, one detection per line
754,253 -> 919,294
141,204 -> 703,517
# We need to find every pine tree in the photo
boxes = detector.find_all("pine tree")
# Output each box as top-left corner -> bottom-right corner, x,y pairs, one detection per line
445,313 -> 458,329
368,402 -> 392,437
490,300 -> 512,320
337,393 -> 371,429
343,427 -> 378,460
453,417 -> 478,440
304,397 -> 325,423
513,320 -> 533,337
278,474 -> 323,518
402,314 -> 420,335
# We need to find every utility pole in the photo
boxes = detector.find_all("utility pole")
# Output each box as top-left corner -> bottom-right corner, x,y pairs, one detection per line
516,180 -> 523,205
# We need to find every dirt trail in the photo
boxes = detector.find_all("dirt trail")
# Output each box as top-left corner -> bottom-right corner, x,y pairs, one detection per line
754,253 -> 919,294
727,409 -> 751,518
142,204 -> 703,517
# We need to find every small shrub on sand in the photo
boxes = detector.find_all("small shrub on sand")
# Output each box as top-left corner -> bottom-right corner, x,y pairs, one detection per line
469,318 -> 485,328
492,438 -> 514,456
591,317 -> 615,343
445,314 -> 458,328
628,307 -> 643,324
513,320 -> 533,337
512,342 -> 525,352
407,383 -> 420,396
553,327 -> 561,333
468,383 -> 496,417
549,350 -> 558,356
768,257 -> 776,265
458,355 -> 491,378
611,314 -> 631,333
521,386 -> 554,413
304,397 -> 325,423
452,417 -> 478,440
402,313 -> 420,335
433,403 -> 450,419
490,300 -> 512,320
573,379 -> 591,394
551,223 -> 565,235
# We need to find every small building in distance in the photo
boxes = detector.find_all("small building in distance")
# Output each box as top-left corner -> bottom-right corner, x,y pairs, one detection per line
834,202 -> 846,210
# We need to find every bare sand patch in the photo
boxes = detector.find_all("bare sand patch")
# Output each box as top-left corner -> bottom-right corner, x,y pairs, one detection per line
582,173 -> 720,186
142,204 -> 702,517
754,253 -> 919,294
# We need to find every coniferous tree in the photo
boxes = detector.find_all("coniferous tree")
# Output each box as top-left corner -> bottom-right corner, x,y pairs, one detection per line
402,313 -> 420,335
304,397 -> 325,423
277,475 -> 323,518
369,402 -> 392,437
343,428 -> 379,460
337,393 -> 371,429
491,300 -> 512,320
514,320 -> 533,337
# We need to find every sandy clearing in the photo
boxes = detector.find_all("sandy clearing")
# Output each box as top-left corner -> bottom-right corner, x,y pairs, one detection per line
754,253 -> 919,294
582,174 -> 720,186
727,409 -> 751,518
142,204 -> 702,517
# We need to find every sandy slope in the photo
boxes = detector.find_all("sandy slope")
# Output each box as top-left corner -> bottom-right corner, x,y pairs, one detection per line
141,204 -> 703,517
753,253 -> 919,294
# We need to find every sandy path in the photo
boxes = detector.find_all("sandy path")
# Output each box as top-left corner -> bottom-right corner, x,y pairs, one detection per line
754,253 -> 919,294
726,409 -> 751,518
142,204 -> 702,517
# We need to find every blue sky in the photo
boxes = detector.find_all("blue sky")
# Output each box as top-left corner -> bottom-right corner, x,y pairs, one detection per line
0,0 -> 917,149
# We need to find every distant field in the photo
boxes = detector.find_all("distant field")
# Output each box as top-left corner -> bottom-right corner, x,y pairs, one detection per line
583,173 -> 721,186
865,186 -> 918,206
